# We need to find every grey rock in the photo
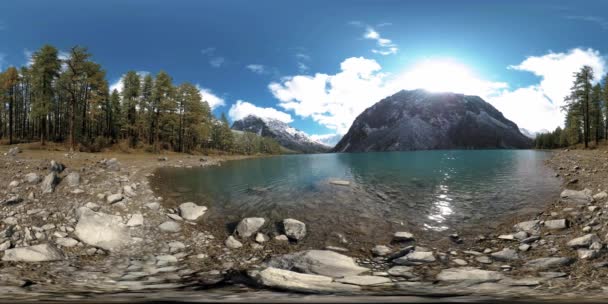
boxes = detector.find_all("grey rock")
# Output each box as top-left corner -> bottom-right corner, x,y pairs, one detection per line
1,243 -> 63,262
50,160 -> 65,173
126,213 -> 144,227
513,220 -> 540,232
40,172 -> 59,194
283,218 -> 306,240
159,221 -> 181,232
235,217 -> 265,238
436,267 -> 503,284
593,191 -> 608,201
55,237 -> 78,247
178,202 -> 207,221
225,236 -> 243,249
75,207 -> 130,251
371,245 -> 392,256
393,231 -> 414,241
490,248 -> 519,261
274,235 -> 289,242
24,173 -> 40,184
524,257 -> 574,270
103,158 -> 121,171
578,249 -> 600,260
393,251 -> 435,265
123,185 -> 136,197
387,266 -> 416,278
0,240 -> 11,251
145,202 -> 161,210
267,250 -> 369,278
567,234 -> 600,248
255,233 -> 269,243
336,275 -> 392,286
65,172 -> 80,187
7,146 -> 21,156
544,219 -> 567,230
250,267 -> 360,293
475,256 -> 492,264
107,193 -> 124,204
560,188 -> 594,203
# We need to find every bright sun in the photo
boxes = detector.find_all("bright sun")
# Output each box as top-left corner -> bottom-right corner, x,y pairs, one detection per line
397,59 -> 497,96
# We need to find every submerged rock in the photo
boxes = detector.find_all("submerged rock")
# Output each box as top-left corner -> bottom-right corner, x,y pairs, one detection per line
283,218 -> 306,241
267,250 -> 368,278
74,207 -> 130,251
235,217 -> 266,238
250,267 -> 360,293
1,243 -> 63,262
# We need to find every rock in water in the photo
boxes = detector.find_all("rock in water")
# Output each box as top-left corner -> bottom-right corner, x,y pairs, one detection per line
178,202 -> 207,221
1,243 -> 63,262
40,172 -> 59,194
267,250 -> 368,278
235,217 -> 266,238
333,90 -> 532,152
74,207 -> 130,251
250,267 -> 360,293
283,218 -> 306,240
231,115 -> 329,153
436,267 -> 503,284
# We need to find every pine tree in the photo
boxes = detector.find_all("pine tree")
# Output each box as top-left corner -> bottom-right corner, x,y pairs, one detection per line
30,45 -> 61,145
122,71 -> 141,147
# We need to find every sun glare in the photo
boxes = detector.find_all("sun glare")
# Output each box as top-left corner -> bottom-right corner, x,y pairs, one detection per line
398,59 -> 492,95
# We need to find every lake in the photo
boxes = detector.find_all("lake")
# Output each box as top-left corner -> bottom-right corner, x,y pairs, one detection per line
151,150 -> 560,248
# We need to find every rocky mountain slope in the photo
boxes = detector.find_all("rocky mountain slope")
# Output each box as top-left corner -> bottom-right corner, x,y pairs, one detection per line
333,89 -> 533,152
232,115 -> 329,153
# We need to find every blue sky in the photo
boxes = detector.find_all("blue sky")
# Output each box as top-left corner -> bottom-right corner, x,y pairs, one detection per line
2,0 -> 608,144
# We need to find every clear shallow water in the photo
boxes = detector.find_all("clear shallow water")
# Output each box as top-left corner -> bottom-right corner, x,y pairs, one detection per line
152,150 -> 560,247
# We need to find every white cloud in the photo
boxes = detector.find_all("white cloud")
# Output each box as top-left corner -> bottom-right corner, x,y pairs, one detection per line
109,71 -> 150,94
310,133 -> 342,147
228,100 -> 293,123
246,64 -> 266,74
269,48 -> 606,134
363,27 -> 398,55
197,86 -> 225,110
209,57 -> 225,68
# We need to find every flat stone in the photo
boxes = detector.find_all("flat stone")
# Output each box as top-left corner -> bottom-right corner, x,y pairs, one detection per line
490,248 -> 519,261
475,256 -> 492,264
544,219 -> 567,230
393,231 -> 414,241
145,202 -> 160,210
250,267 -> 360,293
274,235 -> 289,241
126,213 -> 144,227
524,257 -> 574,270
1,243 -> 63,262
178,202 -> 207,221
578,249 -> 600,260
387,266 -> 416,278
453,258 -> 468,266
567,234 -> 600,248
225,236 -> 243,249
393,251 -> 435,265
107,193 -> 124,204
55,237 -> 78,247
267,250 -> 369,278
436,267 -> 503,284
561,188 -> 594,203
74,207 -> 130,251
159,221 -> 181,232
336,275 -> 392,286
519,244 -> 531,252
539,272 -> 568,279
283,218 -> 306,241
235,217 -> 266,238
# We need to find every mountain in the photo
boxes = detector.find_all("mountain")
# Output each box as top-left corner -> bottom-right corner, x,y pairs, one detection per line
333,89 -> 533,152
231,115 -> 329,153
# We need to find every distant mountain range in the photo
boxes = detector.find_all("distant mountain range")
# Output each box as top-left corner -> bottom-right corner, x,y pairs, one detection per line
333,89 -> 533,152
231,115 -> 330,153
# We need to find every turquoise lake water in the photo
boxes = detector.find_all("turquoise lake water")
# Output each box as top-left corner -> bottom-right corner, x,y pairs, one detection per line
152,150 -> 560,246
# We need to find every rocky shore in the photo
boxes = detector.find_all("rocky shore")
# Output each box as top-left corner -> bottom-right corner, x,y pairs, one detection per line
2,146 -> 608,302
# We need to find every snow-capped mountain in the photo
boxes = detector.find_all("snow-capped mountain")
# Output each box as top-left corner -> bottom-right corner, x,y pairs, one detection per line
231,115 -> 330,153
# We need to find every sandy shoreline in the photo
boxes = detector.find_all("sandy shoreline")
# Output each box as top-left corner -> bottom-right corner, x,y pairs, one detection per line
1,145 -> 607,302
